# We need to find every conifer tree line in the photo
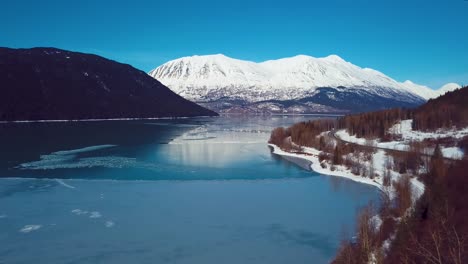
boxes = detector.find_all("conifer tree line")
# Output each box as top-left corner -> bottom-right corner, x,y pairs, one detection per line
270,86 -> 468,149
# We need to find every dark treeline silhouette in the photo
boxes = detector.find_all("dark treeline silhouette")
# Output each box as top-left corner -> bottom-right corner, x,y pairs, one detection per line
413,87 -> 468,131
269,119 -> 336,150
337,108 -> 412,140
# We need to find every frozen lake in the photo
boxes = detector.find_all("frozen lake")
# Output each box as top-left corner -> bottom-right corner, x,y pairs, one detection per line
0,116 -> 380,264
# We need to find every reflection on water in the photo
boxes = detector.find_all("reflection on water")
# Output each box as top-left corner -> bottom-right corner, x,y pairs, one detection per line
1,116 -> 329,180
0,116 -> 380,264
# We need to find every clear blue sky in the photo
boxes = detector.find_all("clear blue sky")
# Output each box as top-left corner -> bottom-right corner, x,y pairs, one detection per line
1,0 -> 467,88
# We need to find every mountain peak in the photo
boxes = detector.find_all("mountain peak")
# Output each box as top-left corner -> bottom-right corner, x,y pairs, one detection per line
290,54 -> 313,60
277,54 -> 345,63
323,54 -> 345,63
195,53 -> 228,59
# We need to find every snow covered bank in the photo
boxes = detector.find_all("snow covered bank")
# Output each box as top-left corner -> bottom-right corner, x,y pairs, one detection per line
335,119 -> 467,159
269,143 -> 425,201
269,143 -> 383,190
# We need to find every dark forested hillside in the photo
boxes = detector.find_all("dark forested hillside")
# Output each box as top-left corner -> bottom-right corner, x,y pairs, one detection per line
335,86 -> 467,140
412,86 -> 468,131
0,47 -> 217,121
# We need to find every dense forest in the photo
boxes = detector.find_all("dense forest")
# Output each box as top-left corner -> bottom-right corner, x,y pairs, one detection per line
412,86 -> 468,131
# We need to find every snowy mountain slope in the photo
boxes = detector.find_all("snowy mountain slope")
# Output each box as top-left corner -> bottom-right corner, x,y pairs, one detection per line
400,81 -> 461,100
437,83 -> 461,96
148,54 -> 458,113
400,81 -> 439,100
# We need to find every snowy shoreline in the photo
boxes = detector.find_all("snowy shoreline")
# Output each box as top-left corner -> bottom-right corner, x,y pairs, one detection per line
269,142 -> 425,201
268,143 -> 384,190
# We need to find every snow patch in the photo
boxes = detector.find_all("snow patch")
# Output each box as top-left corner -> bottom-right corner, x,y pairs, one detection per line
370,215 -> 383,232
442,147 -> 464,160
390,119 -> 468,141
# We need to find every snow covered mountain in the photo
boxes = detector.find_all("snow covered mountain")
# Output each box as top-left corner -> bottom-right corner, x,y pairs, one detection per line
437,83 -> 461,96
400,81 -> 461,100
149,54 -> 460,113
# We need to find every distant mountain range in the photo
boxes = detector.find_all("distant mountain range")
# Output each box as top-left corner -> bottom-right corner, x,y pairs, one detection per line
149,54 -> 460,113
0,47 -> 216,121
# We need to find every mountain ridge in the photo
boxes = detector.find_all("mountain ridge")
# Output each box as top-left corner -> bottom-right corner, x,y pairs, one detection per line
149,54 -> 459,113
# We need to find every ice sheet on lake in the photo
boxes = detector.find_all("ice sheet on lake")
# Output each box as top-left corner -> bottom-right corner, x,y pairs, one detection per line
16,145 -> 118,170
16,152 -> 192,172
170,124 -> 270,145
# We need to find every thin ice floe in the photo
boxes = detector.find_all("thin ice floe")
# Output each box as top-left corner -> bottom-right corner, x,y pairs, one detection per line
52,145 -> 116,155
71,209 -> 89,215
19,225 -> 42,233
55,179 -> 76,189
105,221 -> 114,228
89,211 -> 102,218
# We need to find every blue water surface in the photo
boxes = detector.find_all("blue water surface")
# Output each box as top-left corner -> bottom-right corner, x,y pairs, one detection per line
0,116 -> 380,264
